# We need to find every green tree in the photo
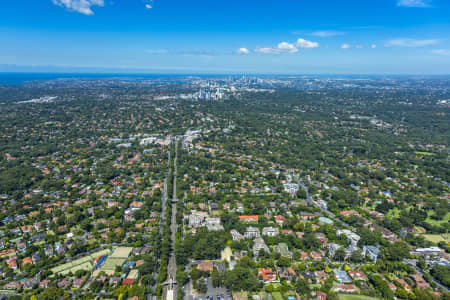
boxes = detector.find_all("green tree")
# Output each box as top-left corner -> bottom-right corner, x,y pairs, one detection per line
382,241 -> 410,262
294,277 -> 310,296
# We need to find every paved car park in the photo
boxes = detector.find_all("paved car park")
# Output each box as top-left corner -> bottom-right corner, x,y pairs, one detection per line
184,278 -> 228,300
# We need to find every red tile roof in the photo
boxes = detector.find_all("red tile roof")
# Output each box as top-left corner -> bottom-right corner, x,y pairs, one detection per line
122,278 -> 135,285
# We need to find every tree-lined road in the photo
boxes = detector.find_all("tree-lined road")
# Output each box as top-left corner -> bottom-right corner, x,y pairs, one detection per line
164,141 -> 179,300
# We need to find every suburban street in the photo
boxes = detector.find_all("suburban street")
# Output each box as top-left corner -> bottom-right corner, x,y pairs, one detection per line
295,176 -> 349,228
403,259 -> 449,292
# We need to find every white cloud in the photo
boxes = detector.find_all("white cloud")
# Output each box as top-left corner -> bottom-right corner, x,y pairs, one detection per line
371,44 -> 377,49
431,49 -> 450,55
255,42 -> 298,54
237,48 -> 250,55
52,0 -> 104,15
397,0 -> 431,7
386,38 -> 438,47
296,38 -> 319,49
310,30 -> 345,38
277,42 -> 298,53
341,44 -> 351,49
144,0 -> 153,9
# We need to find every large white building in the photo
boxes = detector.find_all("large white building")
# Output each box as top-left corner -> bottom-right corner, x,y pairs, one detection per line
262,227 -> 279,237
244,226 -> 260,238
412,247 -> 443,257
283,183 -> 299,194
337,229 -> 360,247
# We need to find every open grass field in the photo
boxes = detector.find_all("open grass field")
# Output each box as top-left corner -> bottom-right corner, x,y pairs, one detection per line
338,295 -> 379,300
387,208 -> 449,230
415,151 -> 435,156
426,212 -> 450,226
424,234 -> 450,244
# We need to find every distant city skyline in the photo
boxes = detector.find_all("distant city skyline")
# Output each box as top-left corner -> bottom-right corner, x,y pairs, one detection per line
1,0 -> 450,74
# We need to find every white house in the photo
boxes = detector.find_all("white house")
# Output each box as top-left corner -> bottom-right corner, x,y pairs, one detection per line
262,227 -> 279,237
244,226 -> 260,238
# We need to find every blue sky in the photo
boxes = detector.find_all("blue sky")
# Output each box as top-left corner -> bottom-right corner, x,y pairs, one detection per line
1,0 -> 450,74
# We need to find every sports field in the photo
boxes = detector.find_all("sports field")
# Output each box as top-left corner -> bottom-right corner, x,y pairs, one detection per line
98,247 -> 133,275
102,257 -> 127,270
127,269 -> 139,279
51,249 -> 111,275
110,246 -> 133,258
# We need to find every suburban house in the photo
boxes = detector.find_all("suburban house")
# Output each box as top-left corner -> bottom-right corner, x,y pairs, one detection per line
244,227 -> 260,238
262,227 -> 279,237
300,252 -> 309,260
363,245 -> 380,262
239,215 -> 259,222
411,247 -> 443,257
198,260 -> 214,272
316,291 -> 327,300
205,217 -> 224,231
411,274 -> 430,290
328,243 -> 341,258
275,215 -> 286,225
230,229 -> 244,242
336,229 -> 360,247
348,271 -> 367,281
258,268 -> 276,283
333,284 -> 358,293
275,243 -> 292,258
310,251 -> 322,261
333,269 -> 352,283
253,237 -> 270,255
283,183 -> 299,194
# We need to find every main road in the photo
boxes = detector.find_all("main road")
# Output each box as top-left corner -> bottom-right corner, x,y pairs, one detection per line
159,151 -> 170,234
164,141 -> 179,300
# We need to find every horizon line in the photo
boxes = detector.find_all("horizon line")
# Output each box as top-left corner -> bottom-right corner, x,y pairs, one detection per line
1,71 -> 450,77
